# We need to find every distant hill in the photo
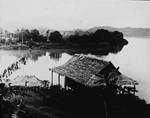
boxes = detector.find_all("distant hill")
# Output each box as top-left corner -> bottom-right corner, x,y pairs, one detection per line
2,26 -> 150,39
61,26 -> 150,38
88,26 -> 150,38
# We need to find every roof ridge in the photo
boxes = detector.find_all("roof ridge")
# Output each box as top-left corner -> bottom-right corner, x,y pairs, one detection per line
77,54 -> 109,63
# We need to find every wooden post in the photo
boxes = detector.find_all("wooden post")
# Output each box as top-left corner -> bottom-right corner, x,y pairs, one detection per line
58,74 -> 60,86
64,77 -> 67,90
51,70 -> 53,86
104,99 -> 108,118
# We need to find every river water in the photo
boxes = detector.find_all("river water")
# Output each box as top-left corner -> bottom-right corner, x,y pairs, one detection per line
0,37 -> 150,103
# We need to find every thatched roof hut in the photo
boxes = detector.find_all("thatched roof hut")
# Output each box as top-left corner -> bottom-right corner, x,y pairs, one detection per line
51,54 -> 138,88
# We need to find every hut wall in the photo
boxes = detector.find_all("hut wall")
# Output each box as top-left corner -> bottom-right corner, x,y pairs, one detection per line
65,77 -> 86,90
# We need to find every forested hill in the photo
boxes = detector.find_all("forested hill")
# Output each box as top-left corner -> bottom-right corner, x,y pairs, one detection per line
86,26 -> 150,38
61,29 -> 128,46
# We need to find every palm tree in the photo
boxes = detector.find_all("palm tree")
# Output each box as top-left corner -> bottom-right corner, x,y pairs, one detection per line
46,30 -> 50,42
25,81 -> 29,87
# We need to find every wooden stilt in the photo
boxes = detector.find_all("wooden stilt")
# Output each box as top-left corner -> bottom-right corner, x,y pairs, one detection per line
58,74 -> 60,86
51,70 -> 53,86
104,99 -> 108,118
64,77 -> 67,90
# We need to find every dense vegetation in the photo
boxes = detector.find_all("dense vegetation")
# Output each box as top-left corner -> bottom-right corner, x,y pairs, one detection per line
1,83 -> 150,118
0,29 -> 128,48
64,29 -> 127,46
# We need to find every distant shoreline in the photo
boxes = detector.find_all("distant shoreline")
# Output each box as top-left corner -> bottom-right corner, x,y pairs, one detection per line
0,41 -> 126,52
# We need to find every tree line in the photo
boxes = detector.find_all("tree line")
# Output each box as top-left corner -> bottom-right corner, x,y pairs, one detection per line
4,28 -> 128,47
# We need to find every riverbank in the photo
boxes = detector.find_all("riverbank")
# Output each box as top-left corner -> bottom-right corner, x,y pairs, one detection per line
0,41 -> 127,55
1,85 -> 150,118
0,43 -> 112,49
0,44 -> 29,50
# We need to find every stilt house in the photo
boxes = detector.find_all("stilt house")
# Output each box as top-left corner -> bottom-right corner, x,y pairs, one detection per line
50,54 -> 138,94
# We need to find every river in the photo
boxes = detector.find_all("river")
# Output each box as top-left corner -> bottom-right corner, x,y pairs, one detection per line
0,37 -> 150,103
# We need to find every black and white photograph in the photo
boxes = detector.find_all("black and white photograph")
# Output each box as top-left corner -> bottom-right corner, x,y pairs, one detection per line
0,0 -> 150,118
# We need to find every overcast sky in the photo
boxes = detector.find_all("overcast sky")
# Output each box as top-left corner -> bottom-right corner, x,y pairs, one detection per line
0,0 -> 150,31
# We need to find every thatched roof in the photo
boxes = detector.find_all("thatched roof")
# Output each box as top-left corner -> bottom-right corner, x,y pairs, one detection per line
115,74 -> 138,85
51,54 -> 138,87
52,54 -> 109,84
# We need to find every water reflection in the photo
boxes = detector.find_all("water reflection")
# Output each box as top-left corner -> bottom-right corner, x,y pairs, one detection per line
49,52 -> 62,61
29,51 -> 46,61
0,42 -> 126,63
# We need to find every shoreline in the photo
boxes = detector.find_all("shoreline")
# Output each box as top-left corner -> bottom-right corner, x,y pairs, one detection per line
0,43 -> 126,56
0,41 -> 126,50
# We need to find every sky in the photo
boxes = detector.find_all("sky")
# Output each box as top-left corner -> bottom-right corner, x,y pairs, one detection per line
0,0 -> 150,31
